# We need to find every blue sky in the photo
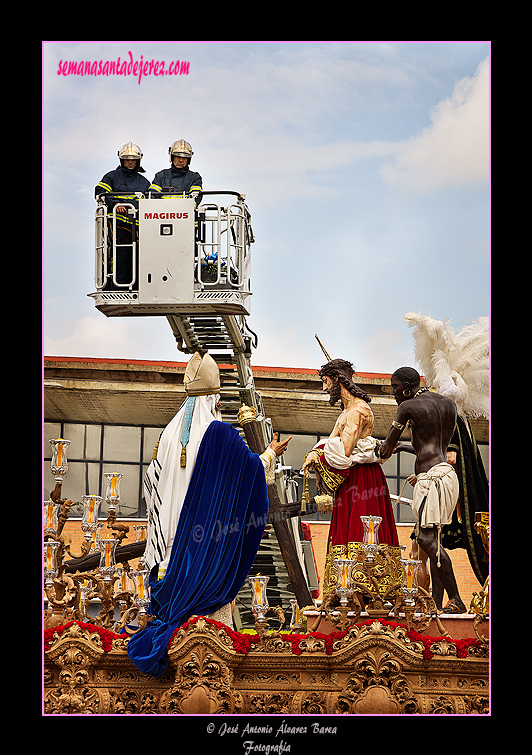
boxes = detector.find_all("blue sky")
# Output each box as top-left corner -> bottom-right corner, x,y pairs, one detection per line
43,41 -> 490,374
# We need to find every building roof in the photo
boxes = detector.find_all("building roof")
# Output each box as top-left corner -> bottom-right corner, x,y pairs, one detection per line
43,356 -> 488,442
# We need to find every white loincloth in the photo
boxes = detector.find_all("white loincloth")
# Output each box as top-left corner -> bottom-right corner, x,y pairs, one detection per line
412,462 -> 459,529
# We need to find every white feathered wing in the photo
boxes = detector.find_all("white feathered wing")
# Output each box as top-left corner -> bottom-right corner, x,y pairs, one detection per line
403,313 -> 489,420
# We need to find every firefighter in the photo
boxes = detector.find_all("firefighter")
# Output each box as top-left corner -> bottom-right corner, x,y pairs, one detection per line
149,140 -> 203,202
95,143 -> 150,286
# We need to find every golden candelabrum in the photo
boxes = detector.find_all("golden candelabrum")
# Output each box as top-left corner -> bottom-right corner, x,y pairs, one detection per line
470,511 -> 489,631
44,438 -> 152,635
318,515 -> 450,636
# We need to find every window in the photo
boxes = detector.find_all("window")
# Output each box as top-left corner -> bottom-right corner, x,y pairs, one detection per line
43,422 -> 164,518
44,423 -> 488,525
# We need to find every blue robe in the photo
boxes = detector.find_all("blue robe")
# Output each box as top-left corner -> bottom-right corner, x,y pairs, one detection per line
127,421 -> 269,677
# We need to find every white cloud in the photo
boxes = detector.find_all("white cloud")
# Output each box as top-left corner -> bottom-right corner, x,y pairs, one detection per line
357,328 -> 415,374
252,327 -> 317,369
43,315 -> 175,361
205,136 -> 399,208
43,44 -> 489,209
380,57 -> 489,192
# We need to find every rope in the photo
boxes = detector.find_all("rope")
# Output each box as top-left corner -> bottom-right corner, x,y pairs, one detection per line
391,477 -> 411,511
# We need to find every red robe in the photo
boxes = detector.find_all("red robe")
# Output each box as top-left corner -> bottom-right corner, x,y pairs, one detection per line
313,447 -> 402,594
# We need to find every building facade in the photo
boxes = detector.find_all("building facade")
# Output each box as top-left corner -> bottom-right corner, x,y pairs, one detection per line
44,356 -> 489,610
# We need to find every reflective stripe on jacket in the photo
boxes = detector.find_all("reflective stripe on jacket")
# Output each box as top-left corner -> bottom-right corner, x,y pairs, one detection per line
149,166 -> 202,198
95,165 -> 151,229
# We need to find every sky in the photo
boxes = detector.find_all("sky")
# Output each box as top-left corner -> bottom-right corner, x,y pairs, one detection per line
43,41 -> 490,375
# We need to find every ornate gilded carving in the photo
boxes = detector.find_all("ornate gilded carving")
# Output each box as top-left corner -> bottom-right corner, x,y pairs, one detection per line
248,692 -> 292,714
44,623 -> 109,714
44,443 -> 489,715
44,617 -> 489,715
470,512 -> 489,616
165,644 -> 243,714
301,691 -> 328,714
335,649 -> 418,714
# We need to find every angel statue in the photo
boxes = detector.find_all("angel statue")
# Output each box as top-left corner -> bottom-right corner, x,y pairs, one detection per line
403,313 -> 489,594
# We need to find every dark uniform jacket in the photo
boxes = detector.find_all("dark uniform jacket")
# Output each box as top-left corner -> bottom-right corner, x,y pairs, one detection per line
95,165 -> 150,235
149,165 -> 202,200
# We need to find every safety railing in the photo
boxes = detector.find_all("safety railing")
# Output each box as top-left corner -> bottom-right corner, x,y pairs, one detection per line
95,191 -> 254,296
95,194 -> 141,291
196,192 -> 253,292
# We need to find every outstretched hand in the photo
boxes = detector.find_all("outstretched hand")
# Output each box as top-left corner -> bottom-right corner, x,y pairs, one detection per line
269,432 -> 292,457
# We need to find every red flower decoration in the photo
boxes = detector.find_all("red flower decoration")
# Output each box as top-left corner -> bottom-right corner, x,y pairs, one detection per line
169,616 -> 482,659
356,618 -> 482,659
45,617 -> 481,662
169,616 -> 261,654
44,621 -> 126,653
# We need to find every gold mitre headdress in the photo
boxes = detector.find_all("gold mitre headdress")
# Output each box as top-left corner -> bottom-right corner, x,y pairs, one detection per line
184,352 -> 221,396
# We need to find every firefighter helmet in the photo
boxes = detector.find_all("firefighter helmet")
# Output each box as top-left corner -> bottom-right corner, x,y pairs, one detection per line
169,139 -> 194,162
118,142 -> 143,163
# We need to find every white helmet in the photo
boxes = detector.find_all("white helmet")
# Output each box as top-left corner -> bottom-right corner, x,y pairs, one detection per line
169,139 -> 194,162
118,142 -> 143,163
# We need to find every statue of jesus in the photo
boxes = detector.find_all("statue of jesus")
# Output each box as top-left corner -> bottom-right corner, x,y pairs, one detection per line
303,359 -> 401,597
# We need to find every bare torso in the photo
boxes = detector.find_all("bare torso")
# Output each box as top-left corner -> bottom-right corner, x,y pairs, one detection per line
401,392 -> 457,474
330,398 -> 374,457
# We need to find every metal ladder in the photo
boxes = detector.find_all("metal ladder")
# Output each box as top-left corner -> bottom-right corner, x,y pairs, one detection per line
166,312 -> 272,448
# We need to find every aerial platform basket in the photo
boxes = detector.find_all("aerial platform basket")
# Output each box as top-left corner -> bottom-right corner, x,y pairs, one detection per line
88,191 -> 254,318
